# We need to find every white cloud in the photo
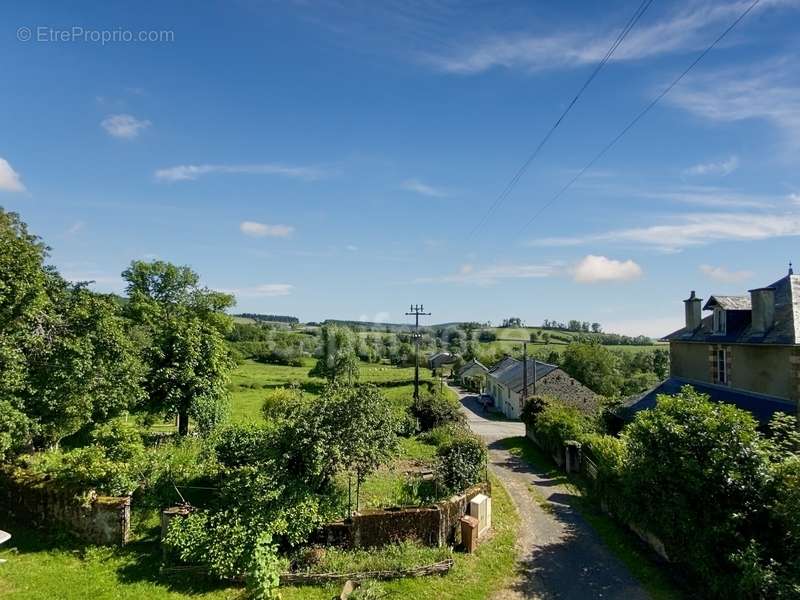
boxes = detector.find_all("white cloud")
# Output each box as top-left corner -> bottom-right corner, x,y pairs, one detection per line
423,1 -> 786,74
240,221 -> 294,238
699,264 -> 754,283
401,179 -> 448,198
226,283 -> 293,298
416,262 -> 556,286
100,114 -> 151,139
572,255 -> 642,283
155,163 -> 326,182
345,244 -> 358,251
530,212 -> 800,251
0,158 -> 25,192
683,156 -> 739,176
667,57 -> 800,146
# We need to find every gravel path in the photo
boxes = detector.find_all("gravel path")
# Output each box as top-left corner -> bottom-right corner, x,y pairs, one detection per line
455,387 -> 649,600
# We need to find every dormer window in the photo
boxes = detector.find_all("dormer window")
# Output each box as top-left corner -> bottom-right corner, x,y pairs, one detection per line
712,308 -> 727,334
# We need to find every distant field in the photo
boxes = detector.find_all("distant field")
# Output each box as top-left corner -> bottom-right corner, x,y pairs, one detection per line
228,359 -> 435,424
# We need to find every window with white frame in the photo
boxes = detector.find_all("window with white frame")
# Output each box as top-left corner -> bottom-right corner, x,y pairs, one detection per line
712,308 -> 727,334
716,348 -> 728,384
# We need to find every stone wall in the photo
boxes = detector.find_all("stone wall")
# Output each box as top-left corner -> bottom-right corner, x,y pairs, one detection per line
314,482 -> 491,549
0,469 -> 130,546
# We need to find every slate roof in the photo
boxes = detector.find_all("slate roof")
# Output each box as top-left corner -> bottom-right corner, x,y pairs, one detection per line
488,357 -> 559,394
457,358 -> 488,378
618,377 -> 796,425
663,274 -> 800,345
703,295 -> 751,311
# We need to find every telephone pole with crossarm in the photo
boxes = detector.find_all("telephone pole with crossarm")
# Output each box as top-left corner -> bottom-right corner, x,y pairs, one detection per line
405,304 -> 431,399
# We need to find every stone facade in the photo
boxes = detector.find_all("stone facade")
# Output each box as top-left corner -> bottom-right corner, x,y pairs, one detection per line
0,469 -> 130,545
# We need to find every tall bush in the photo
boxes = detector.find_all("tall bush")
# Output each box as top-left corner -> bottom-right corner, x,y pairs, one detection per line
620,386 -> 771,596
436,432 -> 487,494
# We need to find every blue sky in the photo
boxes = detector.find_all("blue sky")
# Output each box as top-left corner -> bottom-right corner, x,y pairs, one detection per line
2,0 -> 800,337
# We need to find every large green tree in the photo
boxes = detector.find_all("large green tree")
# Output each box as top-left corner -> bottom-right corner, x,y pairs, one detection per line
0,208 -> 145,448
122,260 -> 235,435
561,341 -> 623,397
24,280 -> 145,444
308,324 -> 359,383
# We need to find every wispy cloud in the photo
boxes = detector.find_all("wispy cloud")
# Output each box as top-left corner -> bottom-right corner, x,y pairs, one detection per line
155,163 -> 328,182
240,221 -> 294,238
668,57 -> 800,146
683,156 -> 739,177
572,255 -> 642,283
423,1 -> 787,74
699,264 -> 754,283
530,212 -> 800,251
416,262 -> 556,286
0,158 -> 25,192
66,221 -> 85,236
402,179 -> 449,198
101,114 -> 151,139
225,283 -> 293,298
345,244 -> 358,252
572,180 -> 774,208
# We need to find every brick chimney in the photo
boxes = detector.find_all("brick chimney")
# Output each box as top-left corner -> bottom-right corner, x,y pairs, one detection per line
749,287 -> 776,334
683,291 -> 702,330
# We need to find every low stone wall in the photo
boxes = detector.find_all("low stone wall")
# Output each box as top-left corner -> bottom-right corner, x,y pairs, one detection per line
0,468 -> 130,546
314,481 -> 491,549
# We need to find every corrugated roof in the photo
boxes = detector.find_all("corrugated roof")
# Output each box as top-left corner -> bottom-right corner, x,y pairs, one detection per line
619,377 -> 795,425
664,274 -> 800,345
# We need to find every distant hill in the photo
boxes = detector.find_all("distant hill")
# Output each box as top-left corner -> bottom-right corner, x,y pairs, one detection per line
233,313 -> 299,325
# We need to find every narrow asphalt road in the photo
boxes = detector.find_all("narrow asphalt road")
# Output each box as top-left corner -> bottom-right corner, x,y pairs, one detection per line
455,386 -> 649,600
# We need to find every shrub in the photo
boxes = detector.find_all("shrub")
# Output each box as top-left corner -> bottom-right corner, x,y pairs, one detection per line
90,418 -> 144,463
411,387 -> 464,432
436,433 -> 486,494
419,423 -> 467,447
0,399 -> 34,460
213,424 -> 274,469
581,433 -> 626,506
520,395 -> 549,429
23,445 -> 139,496
531,403 -> 591,452
620,386 -> 771,596
261,386 -> 304,420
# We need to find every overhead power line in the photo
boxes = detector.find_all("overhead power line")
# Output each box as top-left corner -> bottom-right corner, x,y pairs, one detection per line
466,0 -> 656,240
516,0 -> 762,237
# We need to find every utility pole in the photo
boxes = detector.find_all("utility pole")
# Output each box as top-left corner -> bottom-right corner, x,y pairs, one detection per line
497,337 -> 538,408
406,304 -> 431,399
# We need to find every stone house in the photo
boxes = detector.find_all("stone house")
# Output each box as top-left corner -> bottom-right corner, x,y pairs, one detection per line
485,357 -> 599,420
622,269 -> 798,425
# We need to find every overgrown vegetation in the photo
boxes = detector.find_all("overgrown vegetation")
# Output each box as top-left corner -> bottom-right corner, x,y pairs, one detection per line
540,386 -> 800,598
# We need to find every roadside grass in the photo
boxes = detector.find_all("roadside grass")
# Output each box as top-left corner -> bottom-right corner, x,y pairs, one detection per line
500,436 -> 683,600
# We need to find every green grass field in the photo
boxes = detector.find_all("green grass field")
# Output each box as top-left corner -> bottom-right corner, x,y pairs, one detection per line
227,358 -> 434,423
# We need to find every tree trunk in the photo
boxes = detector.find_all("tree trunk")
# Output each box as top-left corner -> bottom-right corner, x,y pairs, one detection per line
177,409 -> 189,436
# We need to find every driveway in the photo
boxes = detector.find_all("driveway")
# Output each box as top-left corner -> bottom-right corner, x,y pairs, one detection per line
455,387 -> 649,600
